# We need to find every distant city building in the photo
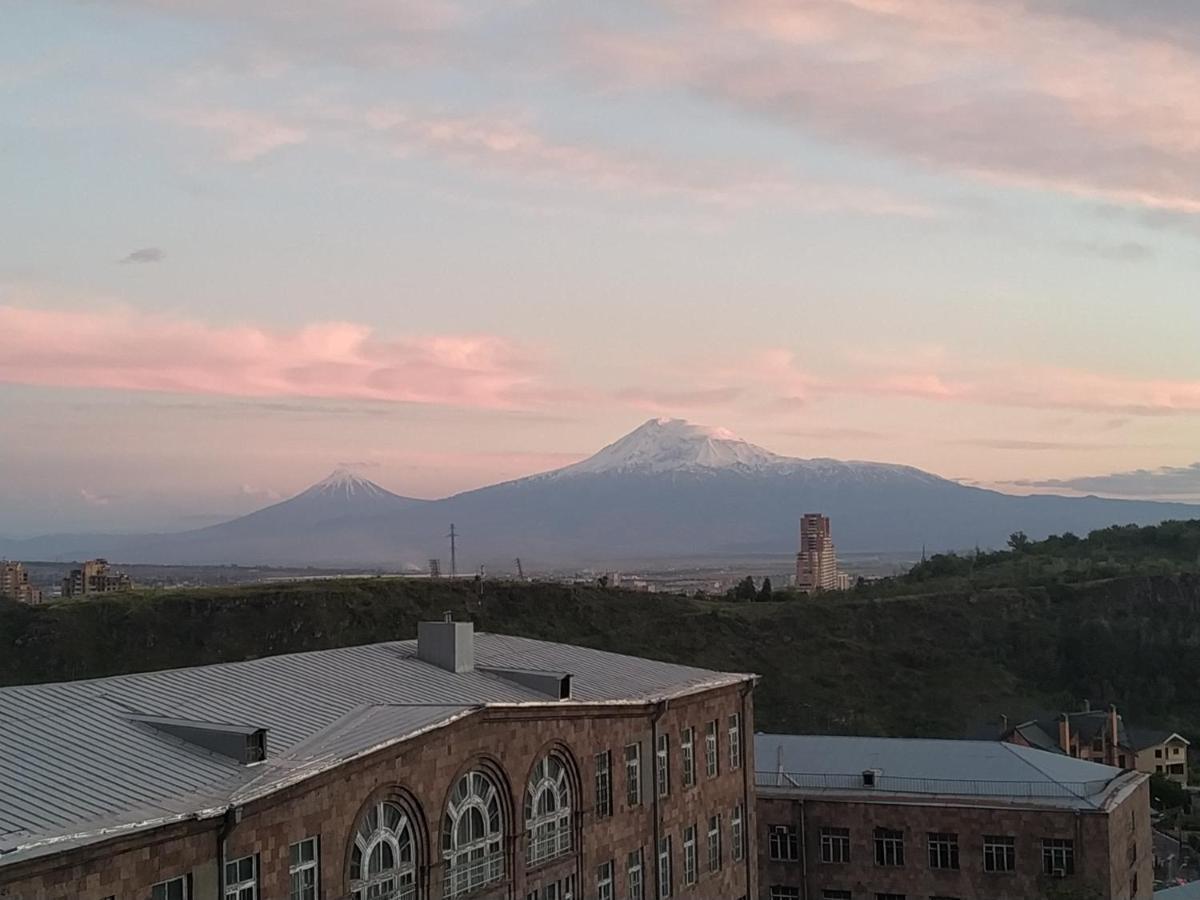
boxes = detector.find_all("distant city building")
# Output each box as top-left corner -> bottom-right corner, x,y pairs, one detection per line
757,733 -> 1151,900
61,558 -> 133,598
0,561 -> 43,604
795,513 -> 840,592
994,703 -> 1191,788
0,620 -> 756,898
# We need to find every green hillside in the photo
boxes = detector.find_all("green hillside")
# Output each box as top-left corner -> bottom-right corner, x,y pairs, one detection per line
5,523 -> 1200,743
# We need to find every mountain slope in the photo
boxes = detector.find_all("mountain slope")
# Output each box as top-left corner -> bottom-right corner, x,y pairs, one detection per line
5,420 -> 1199,567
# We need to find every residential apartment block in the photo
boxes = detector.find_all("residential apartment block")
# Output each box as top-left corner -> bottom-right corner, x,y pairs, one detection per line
996,705 -> 1192,788
60,558 -> 132,598
0,619 -> 757,900
795,513 -> 840,593
0,561 -> 42,605
756,734 -> 1151,900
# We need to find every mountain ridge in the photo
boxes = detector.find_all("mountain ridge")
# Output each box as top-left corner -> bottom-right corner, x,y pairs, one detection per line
3,418 -> 1198,567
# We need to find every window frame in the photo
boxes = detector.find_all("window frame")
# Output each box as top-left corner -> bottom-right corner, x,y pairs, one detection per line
525,754 -> 574,867
680,726 -> 696,788
768,824 -> 799,862
731,804 -> 744,862
657,835 -> 673,899
151,876 -> 191,900
927,832 -> 959,870
704,720 -> 719,779
223,854 -> 258,900
728,713 -> 742,770
625,742 -> 643,808
351,799 -> 417,900
597,859 -> 614,900
656,734 -> 671,799
288,837 -> 320,900
1041,838 -> 1075,876
982,835 -> 1016,873
819,826 -> 850,864
873,827 -> 904,867
707,814 -> 722,873
627,847 -> 645,900
595,749 -> 613,819
682,824 -> 698,886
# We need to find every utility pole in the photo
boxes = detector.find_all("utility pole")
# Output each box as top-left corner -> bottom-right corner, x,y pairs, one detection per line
448,524 -> 457,578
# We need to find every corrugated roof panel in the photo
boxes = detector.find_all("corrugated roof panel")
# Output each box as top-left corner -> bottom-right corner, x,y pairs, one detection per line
0,632 -> 747,866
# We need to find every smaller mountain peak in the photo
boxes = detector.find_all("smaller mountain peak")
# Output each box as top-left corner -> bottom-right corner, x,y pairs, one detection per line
309,467 -> 387,498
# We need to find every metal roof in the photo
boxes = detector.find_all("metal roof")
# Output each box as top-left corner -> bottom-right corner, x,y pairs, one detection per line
0,633 -> 749,866
1158,882 -> 1200,899
755,733 -> 1144,811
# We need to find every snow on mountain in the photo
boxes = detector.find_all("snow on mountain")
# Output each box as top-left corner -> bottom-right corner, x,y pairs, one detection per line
299,467 -> 395,501
550,418 -> 787,476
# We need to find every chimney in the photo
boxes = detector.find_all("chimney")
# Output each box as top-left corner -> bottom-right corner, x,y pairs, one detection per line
1109,705 -> 1120,765
1082,699 -> 1091,713
418,614 -> 475,673
1058,714 -> 1072,755
1000,714 -> 1009,734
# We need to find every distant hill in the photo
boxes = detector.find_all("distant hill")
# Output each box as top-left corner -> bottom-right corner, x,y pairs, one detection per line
4,418 -> 1198,567
4,565 -> 1200,743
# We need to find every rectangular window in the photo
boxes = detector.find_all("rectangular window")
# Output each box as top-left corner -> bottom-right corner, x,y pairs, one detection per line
822,893 -> 851,900
769,888 -> 801,900
769,824 -> 799,862
657,835 -> 673,899
874,828 -> 904,867
983,835 -> 1015,873
656,734 -> 671,798
728,713 -> 742,770
627,848 -> 645,900
707,814 -> 722,872
597,860 -> 614,900
681,727 -> 696,787
927,832 -> 959,870
151,878 -> 190,900
731,804 -> 744,862
1042,838 -> 1075,876
595,750 -> 613,818
705,720 -> 719,778
875,895 -> 906,900
224,855 -> 257,900
682,824 -> 698,885
819,826 -> 850,864
626,743 -> 643,808
288,838 -> 319,900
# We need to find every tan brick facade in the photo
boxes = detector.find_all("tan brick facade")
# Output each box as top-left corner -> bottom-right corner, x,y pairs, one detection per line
0,683 -> 756,900
756,779 -> 1152,900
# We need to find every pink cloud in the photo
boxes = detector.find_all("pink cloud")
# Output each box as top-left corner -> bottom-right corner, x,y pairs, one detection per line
586,0 -> 1200,214
160,108 -> 307,161
0,304 -> 541,409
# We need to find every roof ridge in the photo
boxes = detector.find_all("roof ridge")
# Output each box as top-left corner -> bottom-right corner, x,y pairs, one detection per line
997,742 -> 1104,809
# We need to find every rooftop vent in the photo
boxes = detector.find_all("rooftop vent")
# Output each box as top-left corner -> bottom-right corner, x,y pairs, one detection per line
862,768 -> 882,787
480,667 -> 572,700
418,615 -> 475,673
131,715 -> 268,764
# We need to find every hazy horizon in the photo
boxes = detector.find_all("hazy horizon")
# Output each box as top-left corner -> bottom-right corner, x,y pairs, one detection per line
4,2 -> 1200,534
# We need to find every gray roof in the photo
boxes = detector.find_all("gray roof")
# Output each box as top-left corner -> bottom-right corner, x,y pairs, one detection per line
1157,882 -> 1200,899
0,634 -> 748,866
755,733 -> 1143,811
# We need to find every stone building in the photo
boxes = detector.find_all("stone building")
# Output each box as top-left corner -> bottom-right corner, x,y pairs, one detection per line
795,514 -> 839,593
756,734 -> 1151,900
60,558 -> 132,598
0,561 -> 42,604
0,619 -> 757,900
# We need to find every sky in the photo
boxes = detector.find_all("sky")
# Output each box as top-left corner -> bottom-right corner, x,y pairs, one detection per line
3,0 -> 1200,535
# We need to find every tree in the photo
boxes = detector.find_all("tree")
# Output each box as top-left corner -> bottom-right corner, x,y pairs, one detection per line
732,576 -> 757,602
757,577 -> 773,602
597,575 -> 609,588
1008,531 -> 1032,552
1151,772 -> 1190,812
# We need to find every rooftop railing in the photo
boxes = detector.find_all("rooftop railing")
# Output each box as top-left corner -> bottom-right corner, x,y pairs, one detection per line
755,770 -> 1113,800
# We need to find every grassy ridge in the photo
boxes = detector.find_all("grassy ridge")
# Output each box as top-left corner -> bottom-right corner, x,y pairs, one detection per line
5,571 -> 1200,741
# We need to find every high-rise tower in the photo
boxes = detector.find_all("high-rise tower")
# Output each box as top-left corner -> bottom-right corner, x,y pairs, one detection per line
795,513 -> 839,592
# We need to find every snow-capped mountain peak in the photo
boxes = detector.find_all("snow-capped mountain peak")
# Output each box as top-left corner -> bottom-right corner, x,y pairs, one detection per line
554,418 -> 786,476
304,467 -> 391,500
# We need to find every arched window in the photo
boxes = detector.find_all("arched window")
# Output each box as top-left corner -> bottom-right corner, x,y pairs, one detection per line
442,771 -> 504,898
524,754 -> 573,866
350,800 -> 417,900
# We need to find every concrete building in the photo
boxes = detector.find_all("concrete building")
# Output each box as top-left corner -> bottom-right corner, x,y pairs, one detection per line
0,561 -> 43,605
60,558 -> 132,598
0,620 -> 757,900
997,705 -> 1191,788
756,733 -> 1151,900
795,514 -> 840,593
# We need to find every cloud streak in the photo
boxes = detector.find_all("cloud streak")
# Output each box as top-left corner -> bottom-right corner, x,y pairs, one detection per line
119,247 -> 165,264
1016,462 -> 1200,498
585,0 -> 1200,215
0,304 -> 542,410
